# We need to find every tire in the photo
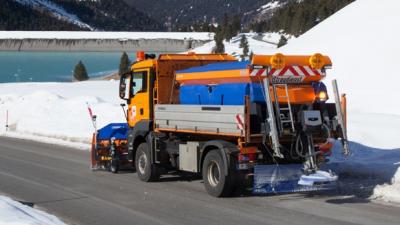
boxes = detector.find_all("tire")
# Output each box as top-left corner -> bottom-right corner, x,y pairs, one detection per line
135,142 -> 159,182
110,159 -> 119,173
202,150 -> 233,197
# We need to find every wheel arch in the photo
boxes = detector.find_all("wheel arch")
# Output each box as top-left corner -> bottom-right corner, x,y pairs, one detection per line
199,140 -> 239,175
127,120 -> 152,161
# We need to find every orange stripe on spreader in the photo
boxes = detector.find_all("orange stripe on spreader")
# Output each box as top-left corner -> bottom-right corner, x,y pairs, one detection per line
177,69 -> 244,82
176,66 -> 325,85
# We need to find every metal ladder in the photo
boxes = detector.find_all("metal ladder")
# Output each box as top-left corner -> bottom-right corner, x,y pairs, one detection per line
262,78 -> 284,158
272,84 -> 295,134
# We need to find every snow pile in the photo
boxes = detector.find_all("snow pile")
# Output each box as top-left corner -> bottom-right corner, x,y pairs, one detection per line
327,142 -> 400,203
374,168 -> 400,203
0,81 -> 125,149
14,0 -> 94,30
0,195 -> 66,225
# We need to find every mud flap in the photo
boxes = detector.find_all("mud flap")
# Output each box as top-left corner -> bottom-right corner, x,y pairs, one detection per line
253,164 -> 337,194
90,133 -> 99,170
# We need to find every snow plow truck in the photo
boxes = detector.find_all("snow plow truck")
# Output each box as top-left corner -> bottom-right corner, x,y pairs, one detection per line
91,52 -> 350,197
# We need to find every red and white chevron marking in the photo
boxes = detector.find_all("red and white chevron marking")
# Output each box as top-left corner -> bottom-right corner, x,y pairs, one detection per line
249,68 -> 267,77
235,114 -> 245,131
269,66 -> 323,77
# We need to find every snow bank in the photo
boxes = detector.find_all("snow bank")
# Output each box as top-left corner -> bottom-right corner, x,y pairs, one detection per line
327,142 -> 400,204
0,195 -> 66,225
0,81 -> 125,148
0,31 -> 214,41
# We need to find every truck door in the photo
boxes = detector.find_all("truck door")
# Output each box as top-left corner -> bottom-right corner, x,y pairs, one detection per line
128,68 -> 152,127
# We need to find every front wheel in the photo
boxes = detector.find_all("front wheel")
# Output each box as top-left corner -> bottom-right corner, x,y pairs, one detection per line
135,142 -> 159,182
202,150 -> 233,197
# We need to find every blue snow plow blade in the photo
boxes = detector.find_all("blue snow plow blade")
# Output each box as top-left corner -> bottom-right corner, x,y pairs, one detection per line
97,123 -> 129,140
253,164 -> 337,195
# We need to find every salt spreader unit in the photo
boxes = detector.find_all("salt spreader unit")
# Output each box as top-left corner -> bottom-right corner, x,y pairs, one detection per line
91,52 -> 350,197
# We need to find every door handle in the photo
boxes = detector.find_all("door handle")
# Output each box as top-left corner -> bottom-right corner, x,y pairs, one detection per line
140,108 -> 144,115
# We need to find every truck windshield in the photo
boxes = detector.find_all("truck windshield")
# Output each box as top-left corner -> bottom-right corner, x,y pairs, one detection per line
131,71 -> 147,95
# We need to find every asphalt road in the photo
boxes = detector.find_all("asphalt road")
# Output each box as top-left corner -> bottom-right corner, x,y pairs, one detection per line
0,136 -> 399,225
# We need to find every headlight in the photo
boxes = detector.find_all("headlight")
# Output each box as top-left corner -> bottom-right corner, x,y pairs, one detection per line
318,91 -> 328,102
312,82 -> 329,102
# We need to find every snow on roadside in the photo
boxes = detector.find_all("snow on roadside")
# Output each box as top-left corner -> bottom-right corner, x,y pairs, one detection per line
0,195 -> 66,225
0,81 -> 125,148
327,142 -> 400,204
374,168 -> 400,203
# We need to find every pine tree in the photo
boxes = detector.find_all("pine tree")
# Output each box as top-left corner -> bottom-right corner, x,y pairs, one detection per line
224,24 -> 234,42
119,52 -> 130,76
239,35 -> 249,60
212,28 -> 225,54
277,35 -> 288,48
73,61 -> 89,81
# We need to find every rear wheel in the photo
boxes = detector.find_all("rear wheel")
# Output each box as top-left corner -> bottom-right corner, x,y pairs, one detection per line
202,150 -> 233,197
110,158 -> 119,173
135,142 -> 159,182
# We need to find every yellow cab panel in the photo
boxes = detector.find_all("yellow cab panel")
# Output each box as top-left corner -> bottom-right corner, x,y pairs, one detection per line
127,60 -> 156,128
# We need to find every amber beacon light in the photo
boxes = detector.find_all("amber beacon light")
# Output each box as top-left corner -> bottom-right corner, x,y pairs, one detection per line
270,53 -> 286,69
309,53 -> 325,69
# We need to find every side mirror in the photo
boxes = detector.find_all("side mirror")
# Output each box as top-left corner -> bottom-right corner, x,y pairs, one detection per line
119,73 -> 131,100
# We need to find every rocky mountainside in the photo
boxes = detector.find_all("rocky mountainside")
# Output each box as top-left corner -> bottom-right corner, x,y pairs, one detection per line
1,0 -> 353,37
124,0 -> 285,27
1,0 -> 163,31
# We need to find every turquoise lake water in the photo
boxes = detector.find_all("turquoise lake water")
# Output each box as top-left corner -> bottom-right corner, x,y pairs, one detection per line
0,51 -> 142,83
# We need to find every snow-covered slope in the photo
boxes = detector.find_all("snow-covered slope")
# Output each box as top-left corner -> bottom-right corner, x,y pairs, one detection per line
192,32 -> 284,57
15,0 -> 94,30
279,0 -> 400,149
0,195 -> 66,225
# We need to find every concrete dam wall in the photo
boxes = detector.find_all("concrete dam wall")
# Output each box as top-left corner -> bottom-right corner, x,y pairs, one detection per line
0,38 -> 210,52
